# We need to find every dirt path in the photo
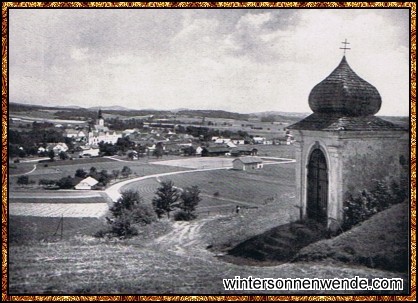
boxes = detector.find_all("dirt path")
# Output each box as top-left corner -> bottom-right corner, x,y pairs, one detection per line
153,216 -> 220,258
10,164 -> 37,176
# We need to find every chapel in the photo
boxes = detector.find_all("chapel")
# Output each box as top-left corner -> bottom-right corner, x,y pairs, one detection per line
288,54 -> 408,230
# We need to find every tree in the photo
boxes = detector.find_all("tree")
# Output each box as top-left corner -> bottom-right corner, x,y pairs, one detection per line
116,137 -> 135,152
97,169 -> 111,186
89,166 -> 97,176
59,151 -> 69,160
98,142 -> 118,156
177,185 -> 201,221
107,190 -> 156,237
112,169 -> 120,180
121,166 -> 132,178
153,142 -> 164,158
180,186 -> 201,214
152,180 -> 180,219
17,175 -> 29,186
57,176 -> 74,189
48,150 -> 55,160
75,168 -> 88,178
127,151 -> 138,160
184,146 -> 196,156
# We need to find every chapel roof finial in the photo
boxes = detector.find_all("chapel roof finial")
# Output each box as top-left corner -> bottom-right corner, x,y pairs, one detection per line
340,38 -> 351,56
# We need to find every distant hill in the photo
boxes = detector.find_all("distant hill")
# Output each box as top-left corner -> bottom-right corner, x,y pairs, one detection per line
250,111 -> 310,123
9,102 -> 407,126
176,109 -> 250,120
89,105 -> 133,111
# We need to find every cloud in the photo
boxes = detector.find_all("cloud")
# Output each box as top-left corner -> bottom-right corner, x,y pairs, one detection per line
9,9 -> 410,115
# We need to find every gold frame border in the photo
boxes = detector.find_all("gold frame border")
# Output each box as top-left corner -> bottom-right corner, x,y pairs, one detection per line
1,2 -> 416,301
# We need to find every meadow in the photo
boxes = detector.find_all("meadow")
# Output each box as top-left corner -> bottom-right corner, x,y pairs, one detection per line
7,149 -> 409,295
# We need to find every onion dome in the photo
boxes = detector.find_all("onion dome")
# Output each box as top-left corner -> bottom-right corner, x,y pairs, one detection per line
308,56 -> 381,116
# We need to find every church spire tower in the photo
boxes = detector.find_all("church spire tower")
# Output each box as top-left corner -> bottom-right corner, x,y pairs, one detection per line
97,109 -> 104,127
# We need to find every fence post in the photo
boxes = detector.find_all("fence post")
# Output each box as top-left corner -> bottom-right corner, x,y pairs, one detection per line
61,214 -> 63,240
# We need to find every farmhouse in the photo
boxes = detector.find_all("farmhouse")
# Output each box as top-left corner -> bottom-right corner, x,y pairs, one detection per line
79,147 -> 100,157
65,129 -> 86,142
253,136 -> 266,144
201,146 -> 230,157
46,142 -> 69,155
230,147 -> 258,157
233,156 -> 263,170
75,176 -> 99,190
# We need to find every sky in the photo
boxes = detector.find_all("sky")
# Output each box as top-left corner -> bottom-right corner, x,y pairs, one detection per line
9,8 -> 410,115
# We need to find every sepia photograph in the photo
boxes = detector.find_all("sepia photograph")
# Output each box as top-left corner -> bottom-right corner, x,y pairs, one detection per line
4,3 -> 413,298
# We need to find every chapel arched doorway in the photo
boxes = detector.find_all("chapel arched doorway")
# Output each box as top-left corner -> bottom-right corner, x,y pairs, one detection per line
307,148 -> 328,225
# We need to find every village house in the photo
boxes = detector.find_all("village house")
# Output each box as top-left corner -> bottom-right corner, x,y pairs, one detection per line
233,156 -> 263,171
65,129 -> 86,142
195,146 -> 204,156
201,146 -> 230,157
74,176 -> 99,190
231,137 -> 245,145
79,147 -> 100,158
43,142 -> 69,155
230,147 -> 258,157
252,136 -> 266,144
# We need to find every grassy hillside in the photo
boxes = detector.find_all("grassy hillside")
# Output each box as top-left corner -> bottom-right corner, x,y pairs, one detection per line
294,202 -> 409,273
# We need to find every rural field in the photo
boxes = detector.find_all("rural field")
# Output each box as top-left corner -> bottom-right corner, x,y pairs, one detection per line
8,151 -> 409,295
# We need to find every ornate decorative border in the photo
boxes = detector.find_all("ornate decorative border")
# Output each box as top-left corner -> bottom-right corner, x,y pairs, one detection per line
1,2 -> 416,301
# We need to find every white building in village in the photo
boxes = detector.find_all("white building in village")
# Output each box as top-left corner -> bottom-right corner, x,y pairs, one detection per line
87,110 -> 122,146
75,176 -> 99,190
233,156 -> 263,171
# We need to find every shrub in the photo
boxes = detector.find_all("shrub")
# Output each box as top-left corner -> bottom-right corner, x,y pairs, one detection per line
343,178 -> 407,231
105,190 -> 156,238
56,176 -> 74,189
121,166 -> 132,178
39,179 -> 56,186
17,175 -> 29,186
174,210 -> 197,221
108,211 -> 139,238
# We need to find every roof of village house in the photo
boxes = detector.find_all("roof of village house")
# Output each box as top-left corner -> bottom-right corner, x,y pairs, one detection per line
309,56 -> 381,117
203,146 -> 230,153
288,113 -> 407,131
231,147 -> 257,152
233,156 -> 263,164
77,176 -> 98,187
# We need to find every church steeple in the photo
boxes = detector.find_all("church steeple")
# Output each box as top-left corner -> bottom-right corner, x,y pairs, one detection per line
97,109 -> 104,127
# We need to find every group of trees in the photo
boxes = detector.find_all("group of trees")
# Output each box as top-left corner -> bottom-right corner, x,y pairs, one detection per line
152,181 -> 201,220
342,178 -> 408,231
9,126 -> 73,158
175,125 -> 249,142
102,180 -> 201,238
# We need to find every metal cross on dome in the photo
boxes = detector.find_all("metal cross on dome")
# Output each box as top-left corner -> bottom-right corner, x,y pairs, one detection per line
340,39 -> 351,55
